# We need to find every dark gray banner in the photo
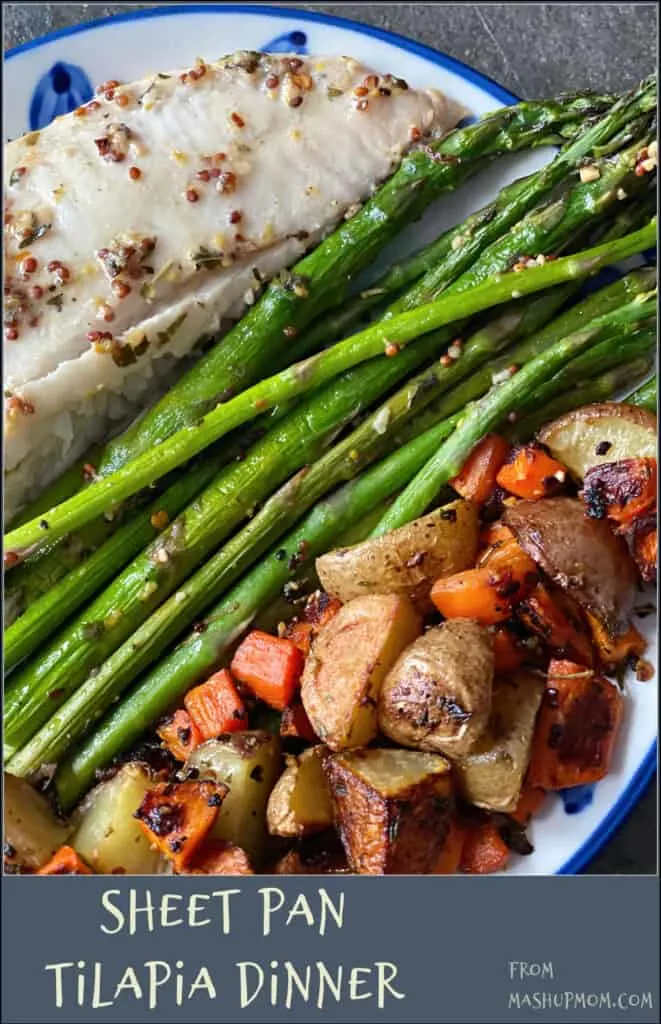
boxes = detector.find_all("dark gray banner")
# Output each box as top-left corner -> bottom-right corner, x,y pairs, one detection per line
1,876 -> 658,1023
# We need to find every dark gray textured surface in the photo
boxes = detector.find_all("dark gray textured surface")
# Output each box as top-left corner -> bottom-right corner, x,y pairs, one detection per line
2,2 -> 657,874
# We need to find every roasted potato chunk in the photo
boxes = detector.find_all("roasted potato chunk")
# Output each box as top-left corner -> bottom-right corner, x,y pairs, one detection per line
301,594 -> 421,751
4,772 -> 71,871
325,748 -> 453,874
537,402 -> 657,482
72,763 -> 167,875
379,619 -> 494,757
505,497 -> 638,635
273,831 -> 350,875
454,671 -> 544,813
186,732 -> 282,866
315,499 -> 479,610
267,746 -> 333,838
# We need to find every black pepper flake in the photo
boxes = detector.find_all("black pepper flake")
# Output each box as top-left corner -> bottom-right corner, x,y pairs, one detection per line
440,508 -> 457,522
595,440 -> 612,456
207,793 -> 223,807
39,519 -> 49,530
18,218 -> 51,249
274,549 -> 287,561
4,842 -> 16,859
250,765 -> 264,782
192,621 -> 208,634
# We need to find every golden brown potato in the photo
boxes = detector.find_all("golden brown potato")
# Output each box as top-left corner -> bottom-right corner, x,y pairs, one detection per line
315,499 -> 479,610
378,619 -> 494,757
4,772 -> 71,871
301,594 -> 422,751
538,402 -> 657,482
504,497 -> 638,635
266,746 -> 333,838
454,671 -> 544,813
273,832 -> 351,875
325,748 -> 453,874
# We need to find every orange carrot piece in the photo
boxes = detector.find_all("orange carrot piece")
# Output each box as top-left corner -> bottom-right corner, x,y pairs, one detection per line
450,434 -> 511,504
157,708 -> 204,762
586,613 -> 647,670
285,620 -> 315,656
460,825 -> 509,874
182,839 -> 253,875
433,818 -> 468,874
280,698 -> 319,743
134,780 -> 225,872
479,522 -> 514,550
231,630 -> 305,710
492,626 -> 526,672
497,446 -> 568,499
519,583 -> 594,666
37,846 -> 92,875
478,537 -> 539,575
184,669 -> 247,739
432,558 -> 538,625
527,659 -> 624,791
511,785 -> 547,825
632,523 -> 657,584
583,458 -> 657,531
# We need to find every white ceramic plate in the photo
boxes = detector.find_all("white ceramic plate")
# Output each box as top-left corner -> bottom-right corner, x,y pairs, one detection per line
4,4 -> 657,875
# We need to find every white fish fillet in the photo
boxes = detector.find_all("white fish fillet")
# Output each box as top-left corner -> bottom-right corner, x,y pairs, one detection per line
3,52 -> 464,519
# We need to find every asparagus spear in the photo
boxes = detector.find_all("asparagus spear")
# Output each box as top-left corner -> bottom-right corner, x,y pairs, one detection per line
50,323 -> 650,807
627,376 -> 657,411
373,289 -> 657,534
6,218 -> 655,561
8,270 -> 656,772
512,359 -> 656,440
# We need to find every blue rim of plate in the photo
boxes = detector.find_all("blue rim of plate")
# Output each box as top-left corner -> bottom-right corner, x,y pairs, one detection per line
4,3 -> 657,876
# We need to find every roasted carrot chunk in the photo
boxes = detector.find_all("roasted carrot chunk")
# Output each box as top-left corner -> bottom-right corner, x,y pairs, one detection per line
432,558 -> 538,625
491,626 -> 527,672
527,659 -> 623,790
184,669 -> 247,739
511,784 -> 547,826
632,522 -> 657,584
433,818 -> 468,874
497,445 -> 568,500
478,537 -> 539,575
460,825 -> 509,874
586,613 -> 647,671
231,630 -> 305,710
38,846 -> 92,875
479,521 -> 514,550
157,708 -> 204,762
182,839 -> 253,876
135,780 -> 226,871
519,583 -> 594,666
450,434 -> 511,504
285,620 -> 315,656
583,458 -> 657,531
280,698 -> 319,743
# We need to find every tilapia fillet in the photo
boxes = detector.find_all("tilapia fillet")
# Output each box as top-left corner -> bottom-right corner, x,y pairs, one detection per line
3,52 -> 463,519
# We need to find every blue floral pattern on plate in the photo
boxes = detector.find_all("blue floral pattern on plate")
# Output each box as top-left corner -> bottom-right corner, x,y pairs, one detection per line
260,29 -> 308,53
29,61 -> 93,130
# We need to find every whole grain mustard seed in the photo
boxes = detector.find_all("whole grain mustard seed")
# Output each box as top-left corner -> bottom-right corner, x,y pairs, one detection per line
129,165 -> 142,180
185,188 -> 200,203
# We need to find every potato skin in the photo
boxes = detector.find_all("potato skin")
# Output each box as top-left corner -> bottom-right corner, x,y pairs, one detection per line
301,594 -> 422,751
537,402 -> 657,482
315,499 -> 479,610
325,748 -> 453,874
378,619 -> 494,757
266,746 -> 333,838
504,497 -> 638,635
454,671 -> 544,813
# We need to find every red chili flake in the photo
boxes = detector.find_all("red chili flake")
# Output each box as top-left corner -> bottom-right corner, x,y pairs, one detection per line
112,280 -> 131,298
21,256 -> 38,274
87,100 -> 101,111
179,72 -> 189,84
74,107 -> 88,118
139,237 -> 156,254
288,96 -> 303,108
230,112 -> 245,128
229,209 -> 242,224
234,232 -> 245,242
265,74 -> 280,89
29,284 -> 44,300
634,162 -> 648,177
283,325 -> 298,338
104,90 -> 116,101
287,58 -> 304,72
11,166 -> 27,180
208,167 -> 221,178
87,329 -> 111,342
195,169 -> 211,182
385,342 -> 400,357
364,74 -> 379,89
185,188 -> 200,203
83,463 -> 97,479
6,395 -> 35,415
47,260 -> 61,272
216,170 -> 237,194
115,93 -> 129,108
5,326 -> 19,341
354,86 -> 369,97
410,126 -> 422,142
128,165 -> 142,180
97,79 -> 120,94
213,152 -> 227,163
4,551 -> 20,568
439,354 -> 452,367
100,304 -> 115,323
